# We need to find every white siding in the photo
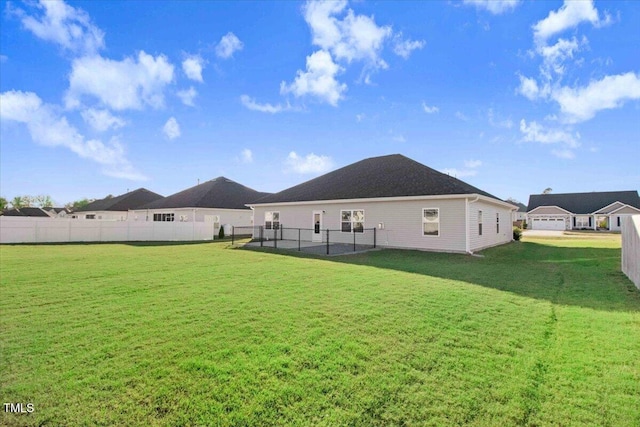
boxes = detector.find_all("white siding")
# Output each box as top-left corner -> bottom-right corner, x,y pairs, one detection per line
253,198 -> 470,252
129,208 -> 253,226
529,206 -> 569,215
75,211 -> 128,221
468,200 -> 513,252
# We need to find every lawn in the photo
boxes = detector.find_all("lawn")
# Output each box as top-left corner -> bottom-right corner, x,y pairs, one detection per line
1,235 -> 639,426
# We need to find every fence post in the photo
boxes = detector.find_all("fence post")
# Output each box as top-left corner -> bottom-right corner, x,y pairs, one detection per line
353,230 -> 356,252
373,227 -> 376,248
298,228 -> 301,251
326,229 -> 330,255
260,226 -> 263,247
280,226 -> 283,241
231,226 -> 235,245
274,227 -> 277,248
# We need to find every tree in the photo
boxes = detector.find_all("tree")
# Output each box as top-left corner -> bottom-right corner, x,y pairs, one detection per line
543,188 -> 552,194
11,195 -> 32,208
65,198 -> 91,210
506,197 -> 521,205
33,195 -> 54,208
0,197 -> 7,211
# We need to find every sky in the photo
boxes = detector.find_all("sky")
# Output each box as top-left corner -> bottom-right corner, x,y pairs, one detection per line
1,0 -> 639,206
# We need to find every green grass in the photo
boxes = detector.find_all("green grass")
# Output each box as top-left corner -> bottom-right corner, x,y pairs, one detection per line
1,235 -> 639,426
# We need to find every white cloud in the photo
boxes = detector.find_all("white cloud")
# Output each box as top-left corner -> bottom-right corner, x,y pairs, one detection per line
392,134 -> 406,143
356,113 -> 365,122
303,0 -> 392,69
422,102 -> 439,114
441,168 -> 477,178
487,108 -> 513,129
182,55 -> 205,82
285,151 -> 334,174
551,72 -> 640,123
393,34 -> 425,59
240,95 -> 287,114
15,0 -> 104,54
551,148 -> 575,159
533,0 -> 611,45
463,0 -> 521,15
442,158 -> 482,178
517,75 -> 542,100
519,119 -> 580,148
539,37 -> 582,74
162,117 -> 180,140
240,149 -> 253,164
65,51 -> 174,111
455,111 -> 469,121
216,32 -> 244,59
0,90 -> 145,180
280,50 -> 347,106
177,87 -> 198,107
80,108 -> 126,132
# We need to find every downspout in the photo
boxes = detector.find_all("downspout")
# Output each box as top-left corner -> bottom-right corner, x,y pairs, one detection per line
466,195 -> 480,254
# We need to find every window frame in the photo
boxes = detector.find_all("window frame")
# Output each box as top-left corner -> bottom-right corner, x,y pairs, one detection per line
340,209 -> 365,233
478,210 -> 483,236
575,216 -> 590,228
422,208 -> 440,237
496,212 -> 500,234
265,211 -> 280,230
153,213 -> 175,222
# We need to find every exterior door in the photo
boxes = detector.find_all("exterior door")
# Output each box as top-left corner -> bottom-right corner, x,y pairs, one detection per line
312,211 -> 323,242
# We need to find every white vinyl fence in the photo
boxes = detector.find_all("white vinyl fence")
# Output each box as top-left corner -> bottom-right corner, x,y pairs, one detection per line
621,215 -> 640,290
0,217 -> 220,244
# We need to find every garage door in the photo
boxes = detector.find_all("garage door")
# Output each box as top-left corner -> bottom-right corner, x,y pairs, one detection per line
532,218 -> 566,230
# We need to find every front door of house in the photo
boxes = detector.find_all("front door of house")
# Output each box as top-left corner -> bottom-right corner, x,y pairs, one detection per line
312,211 -> 323,242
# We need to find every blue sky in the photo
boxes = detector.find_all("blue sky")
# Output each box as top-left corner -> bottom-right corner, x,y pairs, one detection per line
1,0 -> 639,206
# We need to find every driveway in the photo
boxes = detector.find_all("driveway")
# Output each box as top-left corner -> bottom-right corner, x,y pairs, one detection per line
522,230 -> 566,237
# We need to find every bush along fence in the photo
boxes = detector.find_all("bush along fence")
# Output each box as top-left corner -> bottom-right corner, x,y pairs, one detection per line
232,225 -> 377,255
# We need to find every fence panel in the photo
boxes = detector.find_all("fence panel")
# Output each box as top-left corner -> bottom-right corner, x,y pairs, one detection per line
0,217 -> 219,244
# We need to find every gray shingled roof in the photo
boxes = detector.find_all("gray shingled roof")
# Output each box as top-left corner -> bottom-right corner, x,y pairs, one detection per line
2,207 -> 53,217
139,177 -> 270,210
251,154 -> 501,205
527,191 -> 640,214
75,188 -> 164,212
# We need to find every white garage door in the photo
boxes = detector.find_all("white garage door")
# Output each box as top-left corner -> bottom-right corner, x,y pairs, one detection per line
532,218 -> 566,230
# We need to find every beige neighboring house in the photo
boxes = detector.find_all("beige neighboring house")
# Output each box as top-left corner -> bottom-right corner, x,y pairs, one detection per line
73,188 -> 164,221
527,190 -> 640,231
130,177 -> 270,232
248,154 -> 516,253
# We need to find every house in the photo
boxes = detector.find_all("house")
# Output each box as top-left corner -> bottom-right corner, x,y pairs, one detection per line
527,190 -> 640,231
2,207 -> 56,217
44,207 -> 72,218
131,177 -> 270,231
248,154 -> 516,253
73,188 -> 164,221
513,202 -> 527,221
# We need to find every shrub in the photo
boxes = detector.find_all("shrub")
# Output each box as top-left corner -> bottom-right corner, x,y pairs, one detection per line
513,226 -> 522,241
522,220 -> 528,230
218,225 -> 225,239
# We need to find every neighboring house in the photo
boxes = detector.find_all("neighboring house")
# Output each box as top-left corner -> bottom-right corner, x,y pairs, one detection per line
44,207 -> 72,218
527,190 -> 640,231
513,202 -> 527,222
2,207 -> 56,217
131,177 -> 270,230
248,154 -> 516,253
73,188 -> 164,221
